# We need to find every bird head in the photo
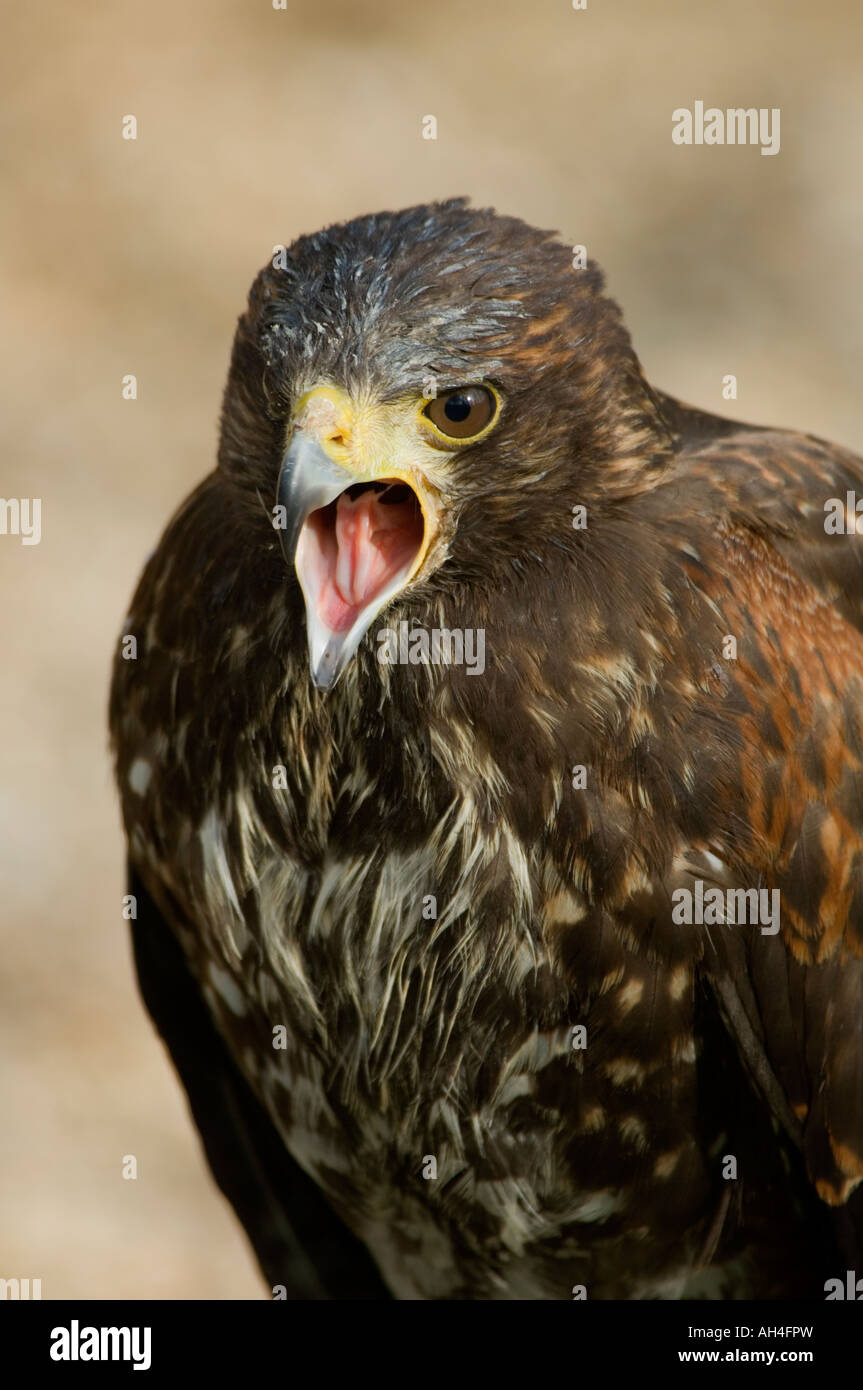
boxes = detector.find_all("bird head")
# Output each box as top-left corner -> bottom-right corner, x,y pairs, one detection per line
217,199 -> 672,689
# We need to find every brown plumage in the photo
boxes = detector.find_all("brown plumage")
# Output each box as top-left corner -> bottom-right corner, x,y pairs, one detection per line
110,199 -> 863,1299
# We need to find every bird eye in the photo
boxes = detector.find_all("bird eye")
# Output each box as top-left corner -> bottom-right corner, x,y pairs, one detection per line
423,385 -> 497,440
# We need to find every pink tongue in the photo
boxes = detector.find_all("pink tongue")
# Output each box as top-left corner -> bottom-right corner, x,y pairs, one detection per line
315,489 -> 421,633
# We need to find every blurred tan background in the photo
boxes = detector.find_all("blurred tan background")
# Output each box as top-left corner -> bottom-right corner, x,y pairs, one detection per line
1,0 -> 861,1299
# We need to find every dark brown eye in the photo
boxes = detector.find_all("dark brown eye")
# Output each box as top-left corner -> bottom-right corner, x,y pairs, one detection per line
424,385 -> 497,440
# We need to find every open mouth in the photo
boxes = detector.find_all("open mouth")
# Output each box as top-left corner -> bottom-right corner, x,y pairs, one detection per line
295,478 -> 425,636
276,419 -> 441,689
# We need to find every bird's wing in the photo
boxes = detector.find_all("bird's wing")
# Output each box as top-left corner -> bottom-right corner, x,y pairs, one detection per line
653,388 -> 762,447
665,427 -> 863,1255
679,411 -> 863,633
129,862 -> 392,1300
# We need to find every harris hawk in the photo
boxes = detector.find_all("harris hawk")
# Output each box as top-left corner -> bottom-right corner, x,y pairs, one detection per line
110,199 -> 863,1300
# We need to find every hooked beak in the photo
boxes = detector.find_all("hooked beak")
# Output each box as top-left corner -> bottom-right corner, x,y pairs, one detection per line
276,427 -> 440,690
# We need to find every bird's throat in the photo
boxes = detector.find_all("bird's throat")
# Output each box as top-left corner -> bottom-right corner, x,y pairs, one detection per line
293,479 -> 427,687
298,482 -> 424,633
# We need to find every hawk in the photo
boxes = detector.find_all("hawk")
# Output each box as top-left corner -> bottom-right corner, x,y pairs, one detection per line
110,199 -> 863,1300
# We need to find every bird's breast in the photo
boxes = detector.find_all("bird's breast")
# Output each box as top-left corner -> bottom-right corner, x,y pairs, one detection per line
172,784 -> 717,1298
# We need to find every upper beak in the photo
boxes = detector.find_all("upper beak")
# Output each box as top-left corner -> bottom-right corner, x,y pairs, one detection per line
276,426 -> 438,690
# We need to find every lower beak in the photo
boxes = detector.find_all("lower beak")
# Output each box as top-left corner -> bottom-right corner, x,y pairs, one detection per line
276,430 -> 437,689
